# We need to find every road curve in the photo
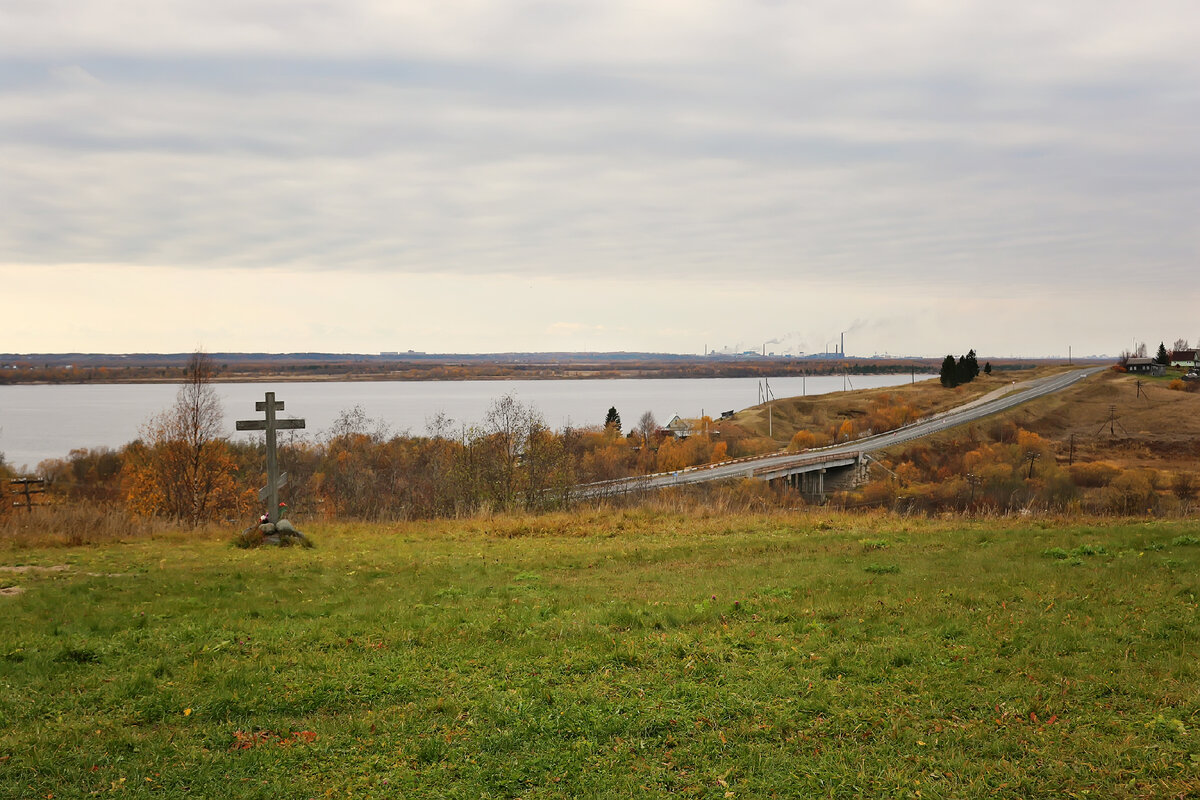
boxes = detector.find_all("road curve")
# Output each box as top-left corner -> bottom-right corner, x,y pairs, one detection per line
577,367 -> 1104,496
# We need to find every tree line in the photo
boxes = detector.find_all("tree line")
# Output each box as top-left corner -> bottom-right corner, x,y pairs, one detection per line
5,353 -> 780,525
939,349 -> 989,388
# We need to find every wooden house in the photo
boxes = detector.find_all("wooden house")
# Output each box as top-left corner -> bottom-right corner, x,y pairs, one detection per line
1170,349 -> 1198,368
1126,357 -> 1165,376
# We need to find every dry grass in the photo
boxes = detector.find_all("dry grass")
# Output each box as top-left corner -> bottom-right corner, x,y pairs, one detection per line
730,365 -> 1072,445
913,368 -> 1200,475
0,505 -> 225,549
838,368 -> 1200,515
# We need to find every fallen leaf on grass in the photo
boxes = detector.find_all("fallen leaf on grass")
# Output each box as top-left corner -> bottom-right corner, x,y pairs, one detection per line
231,730 -> 274,750
231,730 -> 319,750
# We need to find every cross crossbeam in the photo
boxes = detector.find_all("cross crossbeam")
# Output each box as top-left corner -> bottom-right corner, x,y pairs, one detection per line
236,392 -> 305,522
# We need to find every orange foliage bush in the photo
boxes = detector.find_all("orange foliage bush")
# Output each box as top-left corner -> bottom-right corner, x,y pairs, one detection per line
862,394 -> 920,434
788,430 -> 821,451
1069,461 -> 1120,488
655,437 -> 689,472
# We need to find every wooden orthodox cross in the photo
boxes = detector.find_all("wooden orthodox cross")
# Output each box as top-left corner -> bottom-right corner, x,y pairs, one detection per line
236,392 -> 305,523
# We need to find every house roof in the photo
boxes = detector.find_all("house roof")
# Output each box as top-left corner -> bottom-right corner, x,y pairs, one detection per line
665,414 -> 690,430
1127,358 -> 1156,366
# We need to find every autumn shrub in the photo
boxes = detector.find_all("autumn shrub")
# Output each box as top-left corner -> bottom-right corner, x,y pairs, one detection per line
1038,471 -> 1081,508
123,438 -> 255,524
582,443 -> 633,482
788,429 -> 827,451
849,481 -> 896,509
1069,461 -> 1121,488
729,436 -> 778,458
862,394 -> 920,435
654,437 -> 690,472
1171,472 -> 1198,502
712,478 -> 793,512
1101,470 -> 1158,515
682,434 -> 719,467
988,420 -> 1020,444
36,447 -> 125,504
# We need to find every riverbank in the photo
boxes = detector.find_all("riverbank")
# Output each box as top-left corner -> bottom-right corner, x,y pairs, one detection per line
0,353 -> 1076,385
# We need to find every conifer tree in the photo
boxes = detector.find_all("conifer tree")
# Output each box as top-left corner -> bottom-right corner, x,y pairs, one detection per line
604,406 -> 622,430
965,349 -> 980,379
939,355 -> 958,387
1156,342 -> 1170,365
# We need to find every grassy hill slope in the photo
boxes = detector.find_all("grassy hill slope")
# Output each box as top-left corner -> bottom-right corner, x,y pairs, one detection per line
1,511 -> 1197,798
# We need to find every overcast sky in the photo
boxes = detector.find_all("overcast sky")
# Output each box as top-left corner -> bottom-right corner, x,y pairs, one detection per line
2,1 -> 1197,357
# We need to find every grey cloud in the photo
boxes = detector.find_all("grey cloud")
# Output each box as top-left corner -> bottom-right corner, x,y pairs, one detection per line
0,2 -> 1197,294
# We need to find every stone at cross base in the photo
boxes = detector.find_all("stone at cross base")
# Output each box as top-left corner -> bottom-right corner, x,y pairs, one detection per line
245,516 -> 312,548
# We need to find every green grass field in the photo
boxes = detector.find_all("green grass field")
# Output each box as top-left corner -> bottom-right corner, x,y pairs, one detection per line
2,510 -> 1198,798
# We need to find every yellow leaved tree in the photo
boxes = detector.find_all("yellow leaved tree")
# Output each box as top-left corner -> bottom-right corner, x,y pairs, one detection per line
122,351 -> 252,525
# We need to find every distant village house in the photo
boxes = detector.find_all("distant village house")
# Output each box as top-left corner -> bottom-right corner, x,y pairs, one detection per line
665,414 -> 692,438
1170,349 -> 1199,369
1125,357 -> 1165,377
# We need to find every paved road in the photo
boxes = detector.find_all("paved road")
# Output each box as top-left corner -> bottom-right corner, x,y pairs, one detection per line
577,367 -> 1104,496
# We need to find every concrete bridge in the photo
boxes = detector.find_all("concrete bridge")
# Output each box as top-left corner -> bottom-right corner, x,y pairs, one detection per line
752,451 -> 868,501
574,366 -> 1102,503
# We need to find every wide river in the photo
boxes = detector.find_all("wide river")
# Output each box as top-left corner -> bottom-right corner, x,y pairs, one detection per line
0,374 -> 931,470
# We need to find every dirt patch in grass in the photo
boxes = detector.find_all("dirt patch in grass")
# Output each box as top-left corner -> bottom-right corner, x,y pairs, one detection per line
0,565 -> 69,573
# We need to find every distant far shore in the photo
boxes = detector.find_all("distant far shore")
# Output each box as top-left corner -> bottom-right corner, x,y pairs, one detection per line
0,352 -> 1105,385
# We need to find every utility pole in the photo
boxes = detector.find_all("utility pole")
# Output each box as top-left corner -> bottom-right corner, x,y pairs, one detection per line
966,473 -> 983,505
1024,452 -> 1041,479
1098,405 -> 1127,438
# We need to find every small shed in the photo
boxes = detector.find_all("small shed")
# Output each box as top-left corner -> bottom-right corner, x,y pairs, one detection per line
1126,357 -> 1165,376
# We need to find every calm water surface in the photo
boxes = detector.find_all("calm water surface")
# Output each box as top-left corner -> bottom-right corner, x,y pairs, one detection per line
0,375 -> 930,469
